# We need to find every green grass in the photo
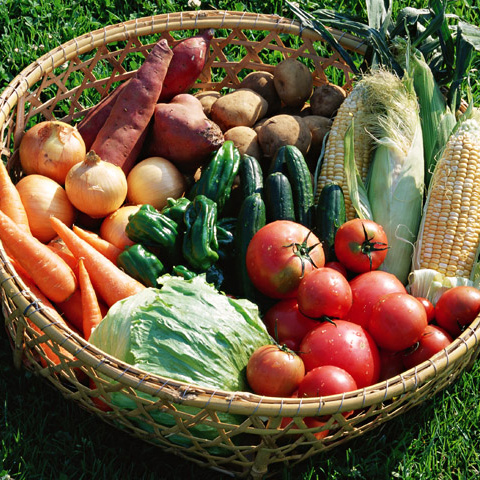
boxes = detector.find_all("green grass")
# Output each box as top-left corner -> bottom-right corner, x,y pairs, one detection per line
1,0 -> 480,479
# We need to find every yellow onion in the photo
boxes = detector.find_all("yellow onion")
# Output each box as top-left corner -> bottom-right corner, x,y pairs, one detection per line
65,151 -> 128,218
126,156 -> 187,210
16,174 -> 76,243
19,121 -> 86,185
100,204 -> 141,250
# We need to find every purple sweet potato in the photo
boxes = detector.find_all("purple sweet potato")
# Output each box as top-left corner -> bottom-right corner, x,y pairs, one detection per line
90,38 -> 173,174
77,80 -> 130,150
158,29 -> 214,103
147,93 -> 224,173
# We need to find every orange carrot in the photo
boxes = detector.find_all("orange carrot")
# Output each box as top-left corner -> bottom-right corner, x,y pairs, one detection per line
78,258 -> 104,340
0,210 -> 77,303
0,160 -> 31,233
47,244 -> 79,274
72,225 -> 122,264
50,216 -> 145,307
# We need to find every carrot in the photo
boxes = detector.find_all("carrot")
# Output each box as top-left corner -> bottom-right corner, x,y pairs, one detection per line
72,225 -> 122,264
90,38 -> 174,174
0,160 -> 31,233
78,258 -> 104,340
47,242 -> 78,274
50,216 -> 145,307
0,210 -> 77,303
76,80 -> 130,150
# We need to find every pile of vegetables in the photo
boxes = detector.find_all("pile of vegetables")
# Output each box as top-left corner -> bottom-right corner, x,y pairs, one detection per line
3,0 -> 480,444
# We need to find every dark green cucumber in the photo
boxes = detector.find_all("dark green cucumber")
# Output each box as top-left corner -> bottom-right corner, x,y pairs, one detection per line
268,145 -> 289,175
264,171 -> 296,223
238,154 -> 264,199
283,145 -> 315,228
315,182 -> 346,262
234,193 -> 266,302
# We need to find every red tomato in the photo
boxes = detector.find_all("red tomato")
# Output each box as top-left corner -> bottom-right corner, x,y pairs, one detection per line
435,286 -> 480,337
402,324 -> 453,370
297,365 -> 358,398
378,348 -> 405,381
334,218 -> 388,273
367,292 -> 428,351
344,270 -> 406,328
246,220 -> 325,299
416,297 -> 435,323
246,344 -> 305,397
324,261 -> 348,278
263,299 -> 319,351
299,320 -> 381,388
297,267 -> 352,319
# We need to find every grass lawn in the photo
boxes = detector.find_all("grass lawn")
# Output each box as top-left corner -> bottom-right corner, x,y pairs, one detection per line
1,1 -> 480,479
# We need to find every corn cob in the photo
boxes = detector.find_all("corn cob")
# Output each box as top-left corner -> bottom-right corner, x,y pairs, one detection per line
412,113 -> 480,279
315,82 -> 373,220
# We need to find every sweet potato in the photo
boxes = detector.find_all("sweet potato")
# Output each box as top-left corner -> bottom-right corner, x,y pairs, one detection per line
147,93 -> 224,173
90,38 -> 173,174
159,29 -> 214,103
77,80 -> 130,150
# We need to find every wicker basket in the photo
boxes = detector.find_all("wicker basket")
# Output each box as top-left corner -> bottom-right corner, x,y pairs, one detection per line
1,10 -> 479,479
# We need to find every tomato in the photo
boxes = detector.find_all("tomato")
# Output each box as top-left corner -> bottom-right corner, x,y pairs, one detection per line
263,299 -> 319,351
367,292 -> 428,351
402,324 -> 453,370
246,220 -> 325,299
299,320 -> 381,388
434,286 -> 480,337
378,348 -> 405,381
416,297 -> 435,323
324,261 -> 348,278
246,344 -> 305,397
297,365 -> 358,398
344,270 -> 407,328
297,267 -> 352,319
334,218 -> 389,273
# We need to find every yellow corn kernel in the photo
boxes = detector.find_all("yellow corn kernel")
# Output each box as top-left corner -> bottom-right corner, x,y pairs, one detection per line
315,83 -> 373,220
413,120 -> 480,279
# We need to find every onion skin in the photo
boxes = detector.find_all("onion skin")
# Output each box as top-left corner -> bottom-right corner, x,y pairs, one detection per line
100,205 -> 140,250
16,174 -> 75,243
126,156 -> 187,210
65,150 -> 128,219
19,121 -> 86,185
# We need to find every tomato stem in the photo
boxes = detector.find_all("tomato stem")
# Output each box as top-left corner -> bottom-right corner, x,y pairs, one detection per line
360,222 -> 389,270
283,230 -> 321,278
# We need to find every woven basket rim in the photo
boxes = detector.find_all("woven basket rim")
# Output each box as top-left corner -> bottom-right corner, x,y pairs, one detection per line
1,10 -> 479,419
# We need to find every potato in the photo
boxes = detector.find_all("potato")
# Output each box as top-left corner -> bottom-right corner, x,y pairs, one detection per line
194,90 -> 221,117
273,58 -> 313,108
224,126 -> 262,159
303,115 -> 333,171
210,88 -> 268,131
257,114 -> 312,158
238,71 -> 280,116
310,84 -> 347,117
147,93 -> 224,174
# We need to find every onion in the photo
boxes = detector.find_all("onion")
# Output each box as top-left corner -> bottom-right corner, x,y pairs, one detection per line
16,174 -> 76,243
65,150 -> 128,218
100,204 -> 141,250
19,121 -> 86,185
126,156 -> 187,211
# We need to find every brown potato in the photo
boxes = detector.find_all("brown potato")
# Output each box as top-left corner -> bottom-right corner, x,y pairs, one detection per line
303,115 -> 333,171
310,84 -> 347,117
194,90 -> 221,117
210,88 -> 269,131
224,126 -> 262,158
238,71 -> 280,116
273,58 -> 313,108
257,114 -> 312,158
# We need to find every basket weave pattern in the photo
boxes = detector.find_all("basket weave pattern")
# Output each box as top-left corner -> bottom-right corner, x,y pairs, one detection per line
1,10 -> 480,479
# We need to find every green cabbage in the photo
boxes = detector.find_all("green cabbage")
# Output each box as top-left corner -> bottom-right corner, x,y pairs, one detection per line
89,274 -> 274,451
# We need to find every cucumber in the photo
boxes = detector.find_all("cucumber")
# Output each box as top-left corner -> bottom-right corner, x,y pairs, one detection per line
283,145 -> 315,228
268,145 -> 289,174
238,154 -> 264,199
315,182 -> 346,262
234,193 -> 266,302
264,171 -> 296,223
